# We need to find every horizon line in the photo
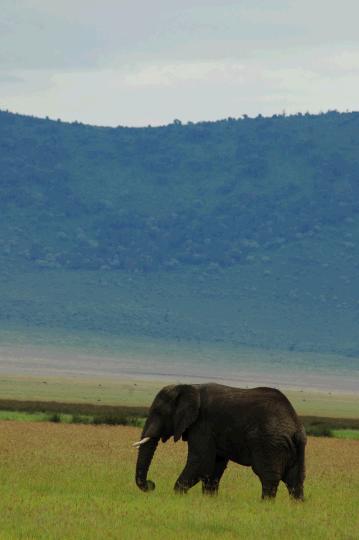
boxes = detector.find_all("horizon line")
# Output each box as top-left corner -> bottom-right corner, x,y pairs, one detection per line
1,107 -> 358,130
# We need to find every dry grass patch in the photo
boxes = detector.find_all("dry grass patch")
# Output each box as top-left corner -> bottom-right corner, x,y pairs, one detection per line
0,422 -> 358,539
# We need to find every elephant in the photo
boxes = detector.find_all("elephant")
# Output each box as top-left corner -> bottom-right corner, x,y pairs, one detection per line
134,383 -> 306,500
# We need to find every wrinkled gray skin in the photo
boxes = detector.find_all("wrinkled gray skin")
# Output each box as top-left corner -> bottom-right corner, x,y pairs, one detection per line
135,383 -> 306,500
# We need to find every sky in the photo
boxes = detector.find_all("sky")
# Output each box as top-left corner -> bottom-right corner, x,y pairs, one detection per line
1,0 -> 359,127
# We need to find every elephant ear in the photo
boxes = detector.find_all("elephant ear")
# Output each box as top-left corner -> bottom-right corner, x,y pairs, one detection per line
173,385 -> 200,442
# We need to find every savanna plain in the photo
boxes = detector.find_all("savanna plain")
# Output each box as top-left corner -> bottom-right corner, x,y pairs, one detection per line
0,420 -> 358,540
0,335 -> 358,539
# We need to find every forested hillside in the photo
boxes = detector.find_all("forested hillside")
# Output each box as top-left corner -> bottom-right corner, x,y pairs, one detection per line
1,110 -> 359,356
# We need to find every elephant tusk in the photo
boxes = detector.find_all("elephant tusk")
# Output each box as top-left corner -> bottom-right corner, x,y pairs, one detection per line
132,437 -> 151,448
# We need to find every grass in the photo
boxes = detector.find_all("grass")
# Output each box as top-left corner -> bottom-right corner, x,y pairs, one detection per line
0,376 -> 358,439
0,402 -> 358,440
0,373 -> 358,417
0,410 -> 55,422
332,429 -> 359,440
0,373 -> 162,407
284,389 -> 359,419
0,422 -> 358,539
0,409 -> 145,427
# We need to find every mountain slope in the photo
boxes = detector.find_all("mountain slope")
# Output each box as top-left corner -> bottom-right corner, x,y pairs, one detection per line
1,110 -> 359,356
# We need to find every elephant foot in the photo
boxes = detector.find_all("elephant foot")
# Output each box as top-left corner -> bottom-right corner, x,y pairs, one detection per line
136,479 -> 156,492
261,482 -> 279,500
261,493 -> 276,501
288,485 -> 304,501
174,482 -> 189,494
202,483 -> 219,496
174,486 -> 188,494
202,488 -> 219,496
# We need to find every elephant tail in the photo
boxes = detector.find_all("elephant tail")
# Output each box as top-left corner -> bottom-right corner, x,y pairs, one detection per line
293,428 -> 307,486
284,427 -> 306,499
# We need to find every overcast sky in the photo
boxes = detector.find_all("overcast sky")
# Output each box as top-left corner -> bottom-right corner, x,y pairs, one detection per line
1,0 -> 359,126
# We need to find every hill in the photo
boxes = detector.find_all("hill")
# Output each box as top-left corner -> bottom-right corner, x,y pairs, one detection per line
1,109 -> 359,358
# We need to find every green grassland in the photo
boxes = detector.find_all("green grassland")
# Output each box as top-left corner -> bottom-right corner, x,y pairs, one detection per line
0,373 -> 358,418
332,429 -> 359,440
0,373 -> 160,407
0,422 -> 358,539
0,410 -> 55,422
1,409 -> 359,441
0,373 -> 358,442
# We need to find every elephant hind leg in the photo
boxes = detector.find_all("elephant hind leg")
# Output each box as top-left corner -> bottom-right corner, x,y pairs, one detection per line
283,437 -> 306,501
286,483 -> 304,500
253,469 -> 281,499
252,449 -> 283,500
202,456 -> 228,495
261,479 -> 280,499
283,465 -> 304,501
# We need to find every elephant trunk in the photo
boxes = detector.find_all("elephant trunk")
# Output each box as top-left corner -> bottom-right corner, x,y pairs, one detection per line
135,437 -> 159,492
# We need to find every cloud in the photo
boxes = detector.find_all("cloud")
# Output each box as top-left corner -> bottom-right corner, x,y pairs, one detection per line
0,72 -> 23,84
123,61 -> 246,87
1,1 -> 359,125
2,50 -> 358,127
331,50 -> 359,71
0,0 -> 102,71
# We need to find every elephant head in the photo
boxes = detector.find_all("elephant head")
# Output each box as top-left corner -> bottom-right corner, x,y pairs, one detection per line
133,384 -> 200,492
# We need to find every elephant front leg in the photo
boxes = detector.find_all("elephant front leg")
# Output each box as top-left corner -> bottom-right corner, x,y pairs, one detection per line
174,446 -> 215,494
174,459 -> 201,494
202,456 -> 228,495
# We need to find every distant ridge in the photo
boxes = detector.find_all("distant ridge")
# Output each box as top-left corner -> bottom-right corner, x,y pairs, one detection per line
1,109 -> 359,357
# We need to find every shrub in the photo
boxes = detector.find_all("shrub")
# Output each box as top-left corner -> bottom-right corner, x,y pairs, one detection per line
70,414 -> 91,424
92,415 -> 129,426
91,415 -> 144,427
48,413 -> 61,423
306,425 -> 333,437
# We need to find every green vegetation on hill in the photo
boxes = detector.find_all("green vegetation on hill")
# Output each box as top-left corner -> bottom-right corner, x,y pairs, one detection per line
2,109 -> 359,273
1,110 -> 359,357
